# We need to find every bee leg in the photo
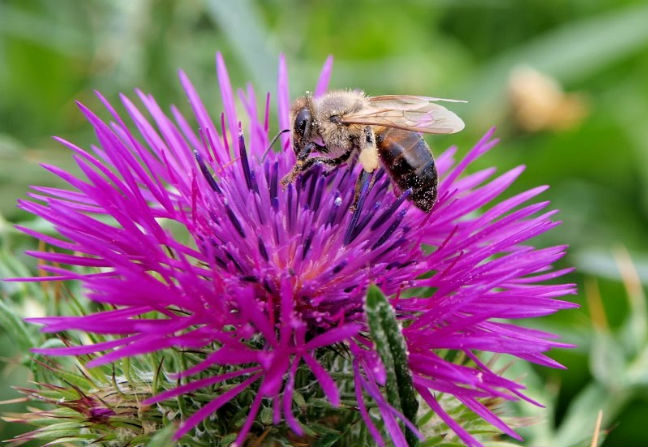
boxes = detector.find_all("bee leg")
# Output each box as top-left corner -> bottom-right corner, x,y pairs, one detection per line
318,147 -> 354,175
281,146 -> 354,186
357,126 -> 379,173
290,150 -> 353,179
349,127 -> 379,212
280,142 -> 317,185
350,170 -> 373,213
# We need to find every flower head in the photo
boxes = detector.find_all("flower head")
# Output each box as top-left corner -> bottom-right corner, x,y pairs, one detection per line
14,53 -> 576,446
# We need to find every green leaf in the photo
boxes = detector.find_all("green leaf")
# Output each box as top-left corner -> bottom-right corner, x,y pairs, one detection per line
43,436 -> 98,446
49,365 -> 96,391
30,338 -> 66,383
0,248 -> 40,299
365,284 -> 419,447
554,382 -> 624,447
146,422 -> 177,447
0,298 -> 35,352
293,390 -> 306,409
23,422 -> 98,440
626,345 -> 648,387
260,405 -> 273,425
590,332 -> 627,388
220,433 -> 238,446
317,432 -> 342,447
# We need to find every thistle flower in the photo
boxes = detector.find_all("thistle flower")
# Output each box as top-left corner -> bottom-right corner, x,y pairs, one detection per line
12,53 -> 576,446
4,361 -> 160,447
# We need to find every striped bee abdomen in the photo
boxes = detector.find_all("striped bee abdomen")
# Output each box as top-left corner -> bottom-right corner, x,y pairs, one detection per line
376,127 -> 438,212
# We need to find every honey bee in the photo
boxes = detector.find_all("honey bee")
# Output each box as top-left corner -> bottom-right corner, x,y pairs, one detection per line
280,91 -> 465,212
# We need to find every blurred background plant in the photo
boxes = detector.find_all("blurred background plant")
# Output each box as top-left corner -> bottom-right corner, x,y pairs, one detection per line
1,0 -> 647,445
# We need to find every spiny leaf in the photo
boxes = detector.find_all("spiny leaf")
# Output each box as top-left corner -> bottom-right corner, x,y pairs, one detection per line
366,284 -> 419,447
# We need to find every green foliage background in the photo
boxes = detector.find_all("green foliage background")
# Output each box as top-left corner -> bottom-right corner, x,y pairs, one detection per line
1,0 -> 647,445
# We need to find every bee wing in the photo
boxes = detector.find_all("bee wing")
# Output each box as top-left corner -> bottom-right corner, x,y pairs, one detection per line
369,95 -> 468,106
341,95 -> 466,134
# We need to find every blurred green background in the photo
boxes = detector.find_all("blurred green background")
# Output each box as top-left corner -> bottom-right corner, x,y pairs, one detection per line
1,0 -> 648,445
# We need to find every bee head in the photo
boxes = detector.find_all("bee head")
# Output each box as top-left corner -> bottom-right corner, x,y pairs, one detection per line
290,95 -> 315,154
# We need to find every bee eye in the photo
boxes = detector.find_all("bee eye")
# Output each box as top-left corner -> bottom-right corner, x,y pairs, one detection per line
294,108 -> 312,137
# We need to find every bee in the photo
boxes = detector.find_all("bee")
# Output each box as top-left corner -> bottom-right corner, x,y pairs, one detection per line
280,90 -> 465,212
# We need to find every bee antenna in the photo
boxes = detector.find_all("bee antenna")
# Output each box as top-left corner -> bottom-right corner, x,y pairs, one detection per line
260,129 -> 290,163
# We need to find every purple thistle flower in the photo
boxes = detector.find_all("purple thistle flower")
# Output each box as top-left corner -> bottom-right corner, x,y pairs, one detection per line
12,53 -> 577,446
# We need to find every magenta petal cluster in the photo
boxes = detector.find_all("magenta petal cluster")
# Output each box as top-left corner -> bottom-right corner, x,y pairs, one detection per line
14,53 -> 576,447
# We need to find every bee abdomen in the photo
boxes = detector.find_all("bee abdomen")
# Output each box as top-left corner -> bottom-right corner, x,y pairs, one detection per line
376,128 -> 438,212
